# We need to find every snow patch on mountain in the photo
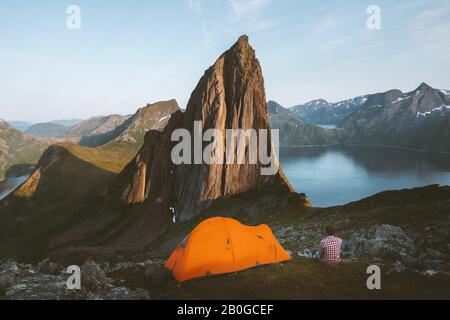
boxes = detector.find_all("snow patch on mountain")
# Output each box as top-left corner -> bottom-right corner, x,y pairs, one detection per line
393,95 -> 413,103
416,105 -> 450,118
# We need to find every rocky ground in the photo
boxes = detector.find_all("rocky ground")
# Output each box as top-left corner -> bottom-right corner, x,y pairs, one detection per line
0,259 -> 151,300
1,185 -> 448,300
1,223 -> 448,300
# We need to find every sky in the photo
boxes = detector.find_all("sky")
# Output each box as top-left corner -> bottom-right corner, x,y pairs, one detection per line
0,0 -> 449,123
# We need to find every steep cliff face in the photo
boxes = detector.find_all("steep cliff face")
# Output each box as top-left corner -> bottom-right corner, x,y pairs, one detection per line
175,35 -> 293,221
116,36 -> 295,222
114,111 -> 184,204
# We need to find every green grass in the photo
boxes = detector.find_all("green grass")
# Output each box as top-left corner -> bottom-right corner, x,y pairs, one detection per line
108,258 -> 450,300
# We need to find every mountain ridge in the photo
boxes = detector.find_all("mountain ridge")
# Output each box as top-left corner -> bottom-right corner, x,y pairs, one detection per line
339,82 -> 450,152
0,121 -> 51,179
268,101 -> 341,146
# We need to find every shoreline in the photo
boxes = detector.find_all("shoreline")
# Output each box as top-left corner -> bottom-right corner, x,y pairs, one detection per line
279,143 -> 450,155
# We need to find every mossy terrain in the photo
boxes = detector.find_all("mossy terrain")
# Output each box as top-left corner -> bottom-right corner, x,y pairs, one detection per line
109,258 -> 449,300
165,258 -> 449,300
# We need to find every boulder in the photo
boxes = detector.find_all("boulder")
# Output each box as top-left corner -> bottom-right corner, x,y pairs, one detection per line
37,259 -> 63,275
81,260 -> 105,291
144,264 -> 171,286
386,261 -> 407,275
0,271 -> 17,296
347,225 -> 416,265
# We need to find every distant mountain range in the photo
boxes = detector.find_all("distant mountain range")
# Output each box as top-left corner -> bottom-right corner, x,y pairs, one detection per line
79,100 -> 179,147
268,101 -> 340,146
20,100 -> 180,148
339,83 -> 450,152
10,120 -> 83,133
274,83 -> 450,152
0,101 -> 180,180
291,96 -> 369,125
8,121 -> 33,132
63,115 -> 130,141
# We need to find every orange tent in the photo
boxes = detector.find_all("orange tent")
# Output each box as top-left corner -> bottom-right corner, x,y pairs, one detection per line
165,217 -> 291,282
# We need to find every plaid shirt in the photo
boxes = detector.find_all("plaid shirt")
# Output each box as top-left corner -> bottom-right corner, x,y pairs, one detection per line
320,236 -> 342,264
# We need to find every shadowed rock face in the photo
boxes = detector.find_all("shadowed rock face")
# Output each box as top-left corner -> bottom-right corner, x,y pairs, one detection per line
116,36 -> 295,222
114,111 -> 184,204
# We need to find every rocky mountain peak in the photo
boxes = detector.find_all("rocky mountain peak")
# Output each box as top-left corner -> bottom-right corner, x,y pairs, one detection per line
115,36 -> 298,223
304,99 -> 330,106
417,82 -> 433,92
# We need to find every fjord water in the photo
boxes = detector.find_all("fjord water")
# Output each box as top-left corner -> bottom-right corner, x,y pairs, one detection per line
0,175 -> 28,201
280,146 -> 450,208
2,147 -> 449,208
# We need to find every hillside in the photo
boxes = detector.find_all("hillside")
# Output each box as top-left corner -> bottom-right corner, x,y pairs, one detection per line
0,140 -> 139,261
268,101 -> 341,146
79,100 -> 180,147
26,123 -> 68,138
0,121 -> 50,180
340,83 -> 450,152
8,121 -> 33,132
50,119 -> 82,127
64,114 -> 130,141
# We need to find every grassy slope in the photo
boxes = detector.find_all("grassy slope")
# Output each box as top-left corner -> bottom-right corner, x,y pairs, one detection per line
0,141 -> 140,261
57,141 -> 140,174
25,123 -> 67,138
140,185 -> 450,300
0,123 -> 50,179
159,259 -> 449,300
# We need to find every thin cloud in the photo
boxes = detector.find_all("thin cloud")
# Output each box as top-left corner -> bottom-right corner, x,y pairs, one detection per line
187,0 -> 203,13
230,0 -> 271,20
308,8 -> 356,51
408,4 -> 450,58
186,0 -> 276,38
0,50 -> 77,74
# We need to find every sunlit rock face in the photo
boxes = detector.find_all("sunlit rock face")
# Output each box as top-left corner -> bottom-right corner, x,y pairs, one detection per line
116,36 -> 296,222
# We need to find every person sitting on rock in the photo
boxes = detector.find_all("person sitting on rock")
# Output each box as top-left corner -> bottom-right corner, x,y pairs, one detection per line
312,225 -> 342,264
